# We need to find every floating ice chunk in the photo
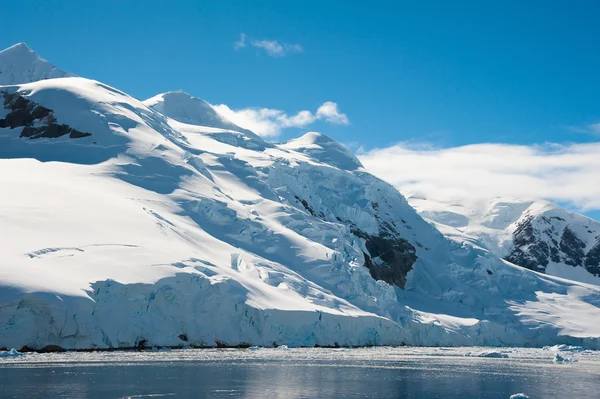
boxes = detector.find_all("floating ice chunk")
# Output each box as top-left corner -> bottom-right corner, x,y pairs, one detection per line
464,351 -> 509,358
546,344 -> 584,353
277,345 -> 289,350
0,348 -> 23,357
553,353 -> 578,363
510,394 -> 529,399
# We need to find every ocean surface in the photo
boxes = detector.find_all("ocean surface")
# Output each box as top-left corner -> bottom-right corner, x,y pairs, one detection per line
1,346 -> 599,398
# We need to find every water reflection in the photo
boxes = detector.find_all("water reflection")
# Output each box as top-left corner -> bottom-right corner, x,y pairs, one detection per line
0,351 -> 599,398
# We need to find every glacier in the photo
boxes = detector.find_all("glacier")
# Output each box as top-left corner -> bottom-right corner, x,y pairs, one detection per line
1,44 -> 600,351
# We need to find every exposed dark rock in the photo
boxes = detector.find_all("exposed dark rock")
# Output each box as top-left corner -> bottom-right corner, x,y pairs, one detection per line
293,195 -> 417,289
19,123 -> 92,140
178,334 -> 188,342
550,246 -> 561,263
40,345 -> 66,353
295,195 -> 316,216
505,216 -> 551,272
211,340 -> 251,349
136,339 -> 147,350
0,90 -> 91,140
585,240 -> 600,277
349,201 -> 418,289
559,227 -> 586,267
70,129 -> 92,139
30,103 -> 52,120
505,215 -> 600,277
354,229 -> 417,289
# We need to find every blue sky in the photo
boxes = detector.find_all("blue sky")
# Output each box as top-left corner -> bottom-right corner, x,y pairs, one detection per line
2,0 -> 599,218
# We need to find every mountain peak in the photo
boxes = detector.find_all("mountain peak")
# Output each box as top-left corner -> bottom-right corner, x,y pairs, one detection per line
2,42 -> 34,53
158,89 -> 191,98
0,42 -> 74,85
0,42 -> 42,64
280,132 -> 363,170
143,91 -> 253,135
296,131 -> 335,145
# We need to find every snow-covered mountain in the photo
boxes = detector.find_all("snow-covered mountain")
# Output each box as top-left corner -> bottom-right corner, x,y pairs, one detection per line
1,44 -> 600,351
143,90 -> 254,135
409,196 -> 600,286
0,43 -> 75,85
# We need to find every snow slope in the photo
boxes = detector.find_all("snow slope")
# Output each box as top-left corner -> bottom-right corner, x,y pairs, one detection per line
143,90 -> 254,135
0,43 -> 75,85
1,45 -> 600,350
409,196 -> 600,286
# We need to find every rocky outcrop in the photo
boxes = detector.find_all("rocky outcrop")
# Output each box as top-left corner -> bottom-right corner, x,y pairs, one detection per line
0,91 -> 91,139
353,228 -> 417,289
560,227 -> 587,267
585,240 -> 600,277
505,215 -> 600,277
505,215 -> 555,272
294,192 -> 418,289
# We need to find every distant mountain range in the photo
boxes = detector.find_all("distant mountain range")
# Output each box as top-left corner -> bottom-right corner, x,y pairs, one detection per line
410,196 -> 600,286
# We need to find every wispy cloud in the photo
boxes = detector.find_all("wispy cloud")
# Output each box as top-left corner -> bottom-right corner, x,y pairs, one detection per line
233,33 -> 247,50
250,39 -> 303,57
233,33 -> 303,57
568,122 -> 600,136
212,102 -> 349,137
358,141 -> 600,212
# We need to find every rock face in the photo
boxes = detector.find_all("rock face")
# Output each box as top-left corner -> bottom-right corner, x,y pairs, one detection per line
409,197 -> 600,284
0,91 -> 91,139
354,229 -> 417,289
506,215 -> 599,276
505,215 -> 560,272
585,242 -> 600,277
294,193 -> 418,289
559,226 -> 587,267
351,201 -> 418,289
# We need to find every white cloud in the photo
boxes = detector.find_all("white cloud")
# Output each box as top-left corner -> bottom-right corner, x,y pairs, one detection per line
250,39 -> 303,57
212,102 -> 348,137
233,33 -> 247,50
317,101 -> 350,125
233,33 -> 303,57
358,141 -> 600,212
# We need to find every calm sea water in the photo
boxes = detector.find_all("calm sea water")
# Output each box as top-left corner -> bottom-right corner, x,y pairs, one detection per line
1,347 -> 599,398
